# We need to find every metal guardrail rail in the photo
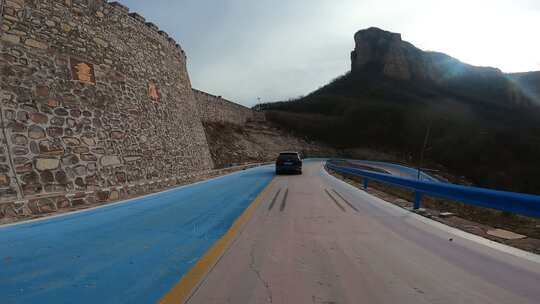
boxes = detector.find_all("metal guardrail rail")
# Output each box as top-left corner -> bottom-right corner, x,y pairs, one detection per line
0,0 -> 5,21
326,160 -> 540,218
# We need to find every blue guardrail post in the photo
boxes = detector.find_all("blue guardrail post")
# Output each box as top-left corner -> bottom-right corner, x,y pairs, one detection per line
326,160 -> 540,218
414,192 -> 423,209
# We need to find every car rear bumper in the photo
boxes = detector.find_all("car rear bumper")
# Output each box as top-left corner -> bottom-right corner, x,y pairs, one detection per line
276,165 -> 302,173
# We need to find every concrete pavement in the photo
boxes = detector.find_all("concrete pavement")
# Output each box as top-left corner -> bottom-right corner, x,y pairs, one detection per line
188,160 -> 540,304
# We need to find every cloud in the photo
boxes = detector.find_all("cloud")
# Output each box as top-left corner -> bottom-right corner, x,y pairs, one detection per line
120,0 -> 540,106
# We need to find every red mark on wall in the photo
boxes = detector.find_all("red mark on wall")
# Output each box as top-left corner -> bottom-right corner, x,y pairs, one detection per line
148,81 -> 160,102
70,58 -> 96,85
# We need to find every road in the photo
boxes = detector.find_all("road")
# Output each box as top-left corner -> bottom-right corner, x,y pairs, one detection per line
0,166 -> 273,304
2,161 -> 540,304
351,160 -> 440,182
188,161 -> 540,304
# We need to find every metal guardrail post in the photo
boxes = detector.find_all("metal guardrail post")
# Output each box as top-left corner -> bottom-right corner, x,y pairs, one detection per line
363,178 -> 369,190
414,192 -> 423,209
326,160 -> 540,218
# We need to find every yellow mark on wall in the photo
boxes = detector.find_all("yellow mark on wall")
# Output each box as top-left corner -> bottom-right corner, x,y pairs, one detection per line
159,179 -> 274,304
70,57 -> 96,85
75,63 -> 93,84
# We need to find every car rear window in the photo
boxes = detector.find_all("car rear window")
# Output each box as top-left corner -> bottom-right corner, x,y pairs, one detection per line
278,153 -> 299,160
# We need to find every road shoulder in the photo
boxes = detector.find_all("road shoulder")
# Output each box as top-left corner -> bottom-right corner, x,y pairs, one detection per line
324,165 -> 540,261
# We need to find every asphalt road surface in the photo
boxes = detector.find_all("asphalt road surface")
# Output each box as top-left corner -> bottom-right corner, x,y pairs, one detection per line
188,161 -> 540,304
2,160 -> 540,304
351,160 -> 440,182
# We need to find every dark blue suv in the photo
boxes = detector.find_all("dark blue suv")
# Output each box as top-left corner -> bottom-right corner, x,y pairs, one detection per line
275,152 -> 302,175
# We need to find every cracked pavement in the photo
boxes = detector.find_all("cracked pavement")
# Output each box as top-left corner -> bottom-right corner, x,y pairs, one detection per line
249,241 -> 273,303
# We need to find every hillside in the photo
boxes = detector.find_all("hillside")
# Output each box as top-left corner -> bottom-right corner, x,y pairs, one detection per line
257,28 -> 540,194
203,120 -> 336,168
509,72 -> 540,103
193,89 -> 336,168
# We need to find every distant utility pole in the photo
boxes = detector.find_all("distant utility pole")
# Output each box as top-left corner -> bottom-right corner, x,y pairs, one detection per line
417,120 -> 433,180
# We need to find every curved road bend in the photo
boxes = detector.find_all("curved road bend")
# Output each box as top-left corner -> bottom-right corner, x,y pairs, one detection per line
189,160 -> 540,304
351,160 -> 440,182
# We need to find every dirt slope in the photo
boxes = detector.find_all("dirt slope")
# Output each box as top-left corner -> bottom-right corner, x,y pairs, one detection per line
203,120 -> 336,168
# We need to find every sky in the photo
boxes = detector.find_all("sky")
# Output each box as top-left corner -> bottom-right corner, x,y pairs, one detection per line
121,0 -> 540,107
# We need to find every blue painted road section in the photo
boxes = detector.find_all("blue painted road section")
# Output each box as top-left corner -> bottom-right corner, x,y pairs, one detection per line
0,165 -> 274,304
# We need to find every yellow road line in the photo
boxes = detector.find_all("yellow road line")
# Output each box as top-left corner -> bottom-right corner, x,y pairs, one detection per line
159,179 -> 274,304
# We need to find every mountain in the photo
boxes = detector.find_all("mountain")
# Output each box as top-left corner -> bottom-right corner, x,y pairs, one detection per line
351,27 -> 531,105
257,27 -> 540,194
509,71 -> 540,103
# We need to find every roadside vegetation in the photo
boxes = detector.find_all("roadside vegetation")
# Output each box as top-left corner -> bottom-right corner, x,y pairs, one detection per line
256,70 -> 540,195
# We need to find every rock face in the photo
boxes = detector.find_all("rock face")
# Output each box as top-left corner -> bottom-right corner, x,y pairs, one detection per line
350,27 -> 531,104
350,27 -> 494,81
351,28 -> 415,80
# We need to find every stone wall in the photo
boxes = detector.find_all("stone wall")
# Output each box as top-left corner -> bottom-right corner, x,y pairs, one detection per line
193,89 -> 263,125
0,0 -> 215,210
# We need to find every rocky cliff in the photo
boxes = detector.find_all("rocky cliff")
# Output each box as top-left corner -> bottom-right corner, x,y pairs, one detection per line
351,27 -> 532,105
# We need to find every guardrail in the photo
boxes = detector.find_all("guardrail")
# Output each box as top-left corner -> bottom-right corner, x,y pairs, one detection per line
326,161 -> 540,218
